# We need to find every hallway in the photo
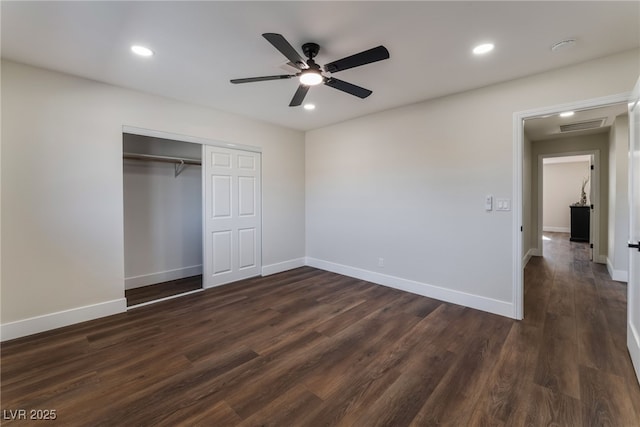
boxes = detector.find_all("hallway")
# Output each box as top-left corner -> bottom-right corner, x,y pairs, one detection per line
522,232 -> 640,424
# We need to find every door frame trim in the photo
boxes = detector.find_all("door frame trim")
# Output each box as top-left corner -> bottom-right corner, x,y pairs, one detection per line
512,92 -> 630,320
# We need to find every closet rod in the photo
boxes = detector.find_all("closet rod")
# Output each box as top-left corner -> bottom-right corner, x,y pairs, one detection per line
123,152 -> 201,166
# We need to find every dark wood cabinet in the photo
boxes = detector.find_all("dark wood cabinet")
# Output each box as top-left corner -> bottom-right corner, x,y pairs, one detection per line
570,206 -> 590,242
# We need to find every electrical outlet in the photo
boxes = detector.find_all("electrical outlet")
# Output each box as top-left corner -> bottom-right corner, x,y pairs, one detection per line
496,198 -> 511,211
378,257 -> 384,268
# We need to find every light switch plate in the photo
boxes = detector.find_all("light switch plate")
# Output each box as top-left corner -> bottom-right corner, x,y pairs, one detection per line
485,195 -> 493,211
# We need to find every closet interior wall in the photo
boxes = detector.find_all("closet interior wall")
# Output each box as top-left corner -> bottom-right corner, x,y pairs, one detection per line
122,133 -> 203,291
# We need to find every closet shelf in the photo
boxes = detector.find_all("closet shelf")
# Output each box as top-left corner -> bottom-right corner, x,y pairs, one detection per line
123,152 -> 201,177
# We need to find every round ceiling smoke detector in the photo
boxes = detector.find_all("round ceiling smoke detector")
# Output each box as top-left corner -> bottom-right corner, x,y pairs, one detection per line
551,39 -> 576,52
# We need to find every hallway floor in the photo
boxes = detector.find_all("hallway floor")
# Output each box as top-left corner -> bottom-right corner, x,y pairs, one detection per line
521,232 -> 640,425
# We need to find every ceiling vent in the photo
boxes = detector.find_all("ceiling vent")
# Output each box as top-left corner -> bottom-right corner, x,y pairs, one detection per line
560,118 -> 606,133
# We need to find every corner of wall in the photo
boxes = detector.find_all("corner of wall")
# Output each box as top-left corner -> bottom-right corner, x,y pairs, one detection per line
262,258 -> 306,276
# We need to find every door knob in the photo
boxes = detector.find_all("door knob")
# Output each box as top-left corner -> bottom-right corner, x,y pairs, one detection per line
629,242 -> 640,252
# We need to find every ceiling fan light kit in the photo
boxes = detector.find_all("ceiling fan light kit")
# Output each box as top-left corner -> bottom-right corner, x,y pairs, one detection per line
299,70 -> 323,86
230,33 -> 390,107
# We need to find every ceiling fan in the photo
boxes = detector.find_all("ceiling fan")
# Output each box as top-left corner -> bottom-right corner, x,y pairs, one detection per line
230,33 -> 390,107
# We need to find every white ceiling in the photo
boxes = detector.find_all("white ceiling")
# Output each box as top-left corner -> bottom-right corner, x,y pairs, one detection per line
2,1 -> 638,131
524,102 -> 628,141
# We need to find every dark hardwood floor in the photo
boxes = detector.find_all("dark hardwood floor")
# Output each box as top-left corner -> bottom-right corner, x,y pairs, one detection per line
125,275 -> 203,306
1,233 -> 639,425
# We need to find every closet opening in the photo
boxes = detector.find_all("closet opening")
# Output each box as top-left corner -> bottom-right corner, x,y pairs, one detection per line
122,133 -> 203,307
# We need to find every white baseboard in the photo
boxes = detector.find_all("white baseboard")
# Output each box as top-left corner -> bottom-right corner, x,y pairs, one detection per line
628,322 -> 640,386
523,248 -> 537,267
125,265 -> 203,290
261,258 -> 306,276
543,226 -> 570,233
0,298 -> 127,342
595,254 -> 607,265
305,257 -> 515,318
606,257 -> 629,282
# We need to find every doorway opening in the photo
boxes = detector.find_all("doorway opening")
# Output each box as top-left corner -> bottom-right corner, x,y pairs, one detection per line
123,133 -> 204,307
539,152 -> 597,261
513,93 -> 630,319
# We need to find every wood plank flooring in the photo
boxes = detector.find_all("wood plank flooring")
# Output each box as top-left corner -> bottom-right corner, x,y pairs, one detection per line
1,232 -> 639,426
125,275 -> 202,306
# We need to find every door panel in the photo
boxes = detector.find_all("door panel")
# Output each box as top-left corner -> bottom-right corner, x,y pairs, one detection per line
239,228 -> 257,269
211,230 -> 232,274
204,146 -> 261,288
211,151 -> 231,167
212,175 -> 232,218
628,76 -> 640,383
238,176 -> 256,216
238,154 -> 256,170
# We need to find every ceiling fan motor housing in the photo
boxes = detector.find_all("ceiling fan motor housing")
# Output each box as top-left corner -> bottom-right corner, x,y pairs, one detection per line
302,42 -> 320,59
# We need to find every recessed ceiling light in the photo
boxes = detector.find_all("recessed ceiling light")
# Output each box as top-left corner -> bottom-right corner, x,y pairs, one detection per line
131,45 -> 154,57
560,111 -> 575,117
303,103 -> 316,111
473,43 -> 494,55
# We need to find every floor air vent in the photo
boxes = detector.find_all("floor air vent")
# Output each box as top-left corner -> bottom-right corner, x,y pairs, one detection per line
560,118 -> 606,133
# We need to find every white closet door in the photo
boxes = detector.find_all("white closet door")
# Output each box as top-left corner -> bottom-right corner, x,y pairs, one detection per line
203,145 -> 261,288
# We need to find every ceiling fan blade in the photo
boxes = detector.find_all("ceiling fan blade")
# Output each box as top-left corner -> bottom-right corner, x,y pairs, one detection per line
324,46 -> 390,73
230,75 -> 294,84
289,84 -> 310,107
324,78 -> 372,99
263,33 -> 307,69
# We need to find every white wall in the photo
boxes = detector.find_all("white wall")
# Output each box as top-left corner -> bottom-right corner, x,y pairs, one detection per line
608,114 -> 630,281
543,161 -> 590,233
1,60 -> 305,338
306,49 -> 639,317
